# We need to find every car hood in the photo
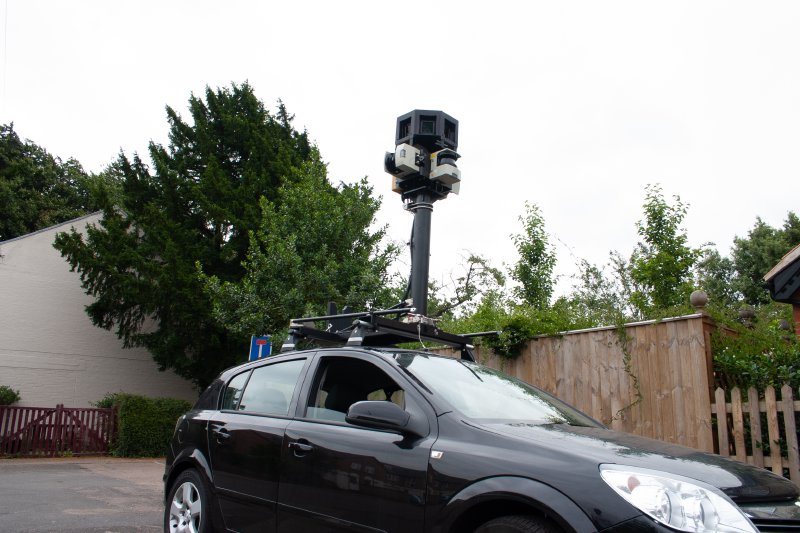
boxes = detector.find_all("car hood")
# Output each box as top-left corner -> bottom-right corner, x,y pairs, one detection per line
481,421 -> 798,502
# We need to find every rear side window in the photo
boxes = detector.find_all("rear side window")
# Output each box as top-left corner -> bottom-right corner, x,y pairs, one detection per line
221,371 -> 250,410
238,359 -> 306,416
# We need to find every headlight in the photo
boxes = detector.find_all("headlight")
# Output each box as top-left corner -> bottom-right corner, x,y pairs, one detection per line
600,465 -> 756,533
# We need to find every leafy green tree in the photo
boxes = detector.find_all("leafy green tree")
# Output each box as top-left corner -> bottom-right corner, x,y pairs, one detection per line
731,213 -> 800,305
0,124 -> 107,240
565,254 -> 634,325
629,184 -> 700,316
54,83 -> 388,387
695,248 -> 737,308
509,202 -> 556,309
201,158 -> 397,341
784,212 -> 800,246
425,254 -> 506,319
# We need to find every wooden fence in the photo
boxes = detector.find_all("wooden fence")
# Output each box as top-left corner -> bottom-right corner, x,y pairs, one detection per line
712,385 -> 800,485
472,314 -> 718,452
438,314 -> 800,485
0,404 -> 116,456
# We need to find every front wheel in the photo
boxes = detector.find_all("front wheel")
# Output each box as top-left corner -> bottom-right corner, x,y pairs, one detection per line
165,469 -> 210,533
474,514 -> 562,533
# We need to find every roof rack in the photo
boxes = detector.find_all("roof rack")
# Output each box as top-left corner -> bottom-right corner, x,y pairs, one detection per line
280,307 -> 498,362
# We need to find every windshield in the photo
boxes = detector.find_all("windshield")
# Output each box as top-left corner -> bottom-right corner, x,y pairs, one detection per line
396,353 -> 598,426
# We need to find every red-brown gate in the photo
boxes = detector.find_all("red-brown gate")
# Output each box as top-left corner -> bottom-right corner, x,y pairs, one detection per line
0,404 -> 116,456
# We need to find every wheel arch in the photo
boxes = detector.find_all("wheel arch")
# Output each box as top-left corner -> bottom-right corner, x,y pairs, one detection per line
438,476 -> 596,533
164,447 -> 214,502
164,448 -> 227,531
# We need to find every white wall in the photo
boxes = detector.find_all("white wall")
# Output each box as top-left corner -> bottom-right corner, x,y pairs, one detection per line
0,214 -> 198,407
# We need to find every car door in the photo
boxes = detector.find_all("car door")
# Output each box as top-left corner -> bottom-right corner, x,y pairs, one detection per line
277,352 -> 436,533
208,356 -> 310,533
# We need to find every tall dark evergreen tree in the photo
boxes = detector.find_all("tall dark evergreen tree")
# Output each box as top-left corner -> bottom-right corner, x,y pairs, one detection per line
54,83 -> 388,387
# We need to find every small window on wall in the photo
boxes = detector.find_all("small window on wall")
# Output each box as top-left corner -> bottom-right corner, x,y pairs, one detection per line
306,357 -> 404,423
237,359 -> 306,416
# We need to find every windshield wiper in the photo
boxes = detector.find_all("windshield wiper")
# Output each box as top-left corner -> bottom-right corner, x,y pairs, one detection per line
458,360 -> 484,382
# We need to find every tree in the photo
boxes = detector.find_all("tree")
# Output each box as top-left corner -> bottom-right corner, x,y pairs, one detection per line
0,124 -> 106,240
509,202 -> 556,309
54,83 -> 391,387
695,248 -> 737,307
201,158 -> 397,341
731,213 -> 800,305
629,184 -> 700,316
565,253 -> 635,325
425,254 -> 506,319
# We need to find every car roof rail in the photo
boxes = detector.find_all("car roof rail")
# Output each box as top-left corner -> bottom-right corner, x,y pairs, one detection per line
279,306 -> 499,362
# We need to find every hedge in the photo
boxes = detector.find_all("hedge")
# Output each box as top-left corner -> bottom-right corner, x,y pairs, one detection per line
0,385 -> 21,405
95,393 -> 192,457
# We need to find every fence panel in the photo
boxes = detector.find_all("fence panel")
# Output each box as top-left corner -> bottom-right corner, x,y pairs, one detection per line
0,404 -> 115,456
469,315 -> 716,452
711,385 -> 800,486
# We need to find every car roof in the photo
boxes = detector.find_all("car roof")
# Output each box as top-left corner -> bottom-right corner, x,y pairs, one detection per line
216,346 -> 401,381
216,346 -> 460,382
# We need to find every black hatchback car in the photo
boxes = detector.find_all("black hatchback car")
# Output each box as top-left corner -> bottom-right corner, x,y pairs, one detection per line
164,347 -> 800,533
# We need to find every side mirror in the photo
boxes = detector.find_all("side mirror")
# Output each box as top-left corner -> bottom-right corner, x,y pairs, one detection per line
346,401 -> 414,434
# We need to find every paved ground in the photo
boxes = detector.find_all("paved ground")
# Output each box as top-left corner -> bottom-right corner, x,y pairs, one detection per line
0,456 -> 165,533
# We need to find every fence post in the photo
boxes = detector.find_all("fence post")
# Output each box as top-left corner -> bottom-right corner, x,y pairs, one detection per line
765,387 -> 783,476
55,404 -> 64,456
715,387 -> 729,456
731,387 -> 746,463
747,387 -> 764,468
781,385 -> 799,484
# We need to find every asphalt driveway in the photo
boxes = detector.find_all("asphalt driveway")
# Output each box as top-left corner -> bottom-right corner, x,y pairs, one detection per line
0,456 -> 164,533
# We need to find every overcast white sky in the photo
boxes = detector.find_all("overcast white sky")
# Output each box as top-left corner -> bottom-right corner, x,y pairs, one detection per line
2,1 -> 798,297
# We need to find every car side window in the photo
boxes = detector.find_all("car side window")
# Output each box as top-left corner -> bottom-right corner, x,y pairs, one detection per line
306,357 -> 404,423
221,371 -> 250,410
237,359 -> 306,416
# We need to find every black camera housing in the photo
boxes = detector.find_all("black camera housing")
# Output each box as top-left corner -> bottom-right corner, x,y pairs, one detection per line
395,110 -> 458,152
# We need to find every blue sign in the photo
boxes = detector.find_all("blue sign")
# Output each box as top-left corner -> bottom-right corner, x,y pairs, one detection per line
249,335 -> 272,361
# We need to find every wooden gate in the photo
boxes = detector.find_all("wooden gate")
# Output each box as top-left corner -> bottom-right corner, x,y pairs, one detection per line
0,404 -> 116,456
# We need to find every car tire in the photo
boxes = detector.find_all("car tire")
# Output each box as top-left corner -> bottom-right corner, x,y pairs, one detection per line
164,469 -> 211,533
474,514 -> 562,533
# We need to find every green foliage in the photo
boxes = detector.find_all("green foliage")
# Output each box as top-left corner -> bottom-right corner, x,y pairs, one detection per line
92,392 -> 121,409
52,83 -> 350,387
710,303 -> 800,391
102,393 -> 192,457
509,202 -> 556,309
201,160 -> 397,345
695,248 -> 737,308
731,213 -> 800,306
563,254 -> 633,325
0,124 -> 114,240
0,385 -> 21,405
426,254 -> 506,319
443,295 -> 594,360
629,184 -> 700,317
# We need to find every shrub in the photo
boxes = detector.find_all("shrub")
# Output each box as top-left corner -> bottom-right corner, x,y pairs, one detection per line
0,385 -> 21,405
92,392 -> 123,409
710,304 -> 800,391
96,393 -> 192,457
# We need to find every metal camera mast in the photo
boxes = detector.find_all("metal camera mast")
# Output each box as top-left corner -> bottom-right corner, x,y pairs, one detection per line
281,111 -> 495,360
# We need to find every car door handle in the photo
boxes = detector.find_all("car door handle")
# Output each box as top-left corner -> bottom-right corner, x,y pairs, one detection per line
289,440 -> 313,456
212,427 -> 231,444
